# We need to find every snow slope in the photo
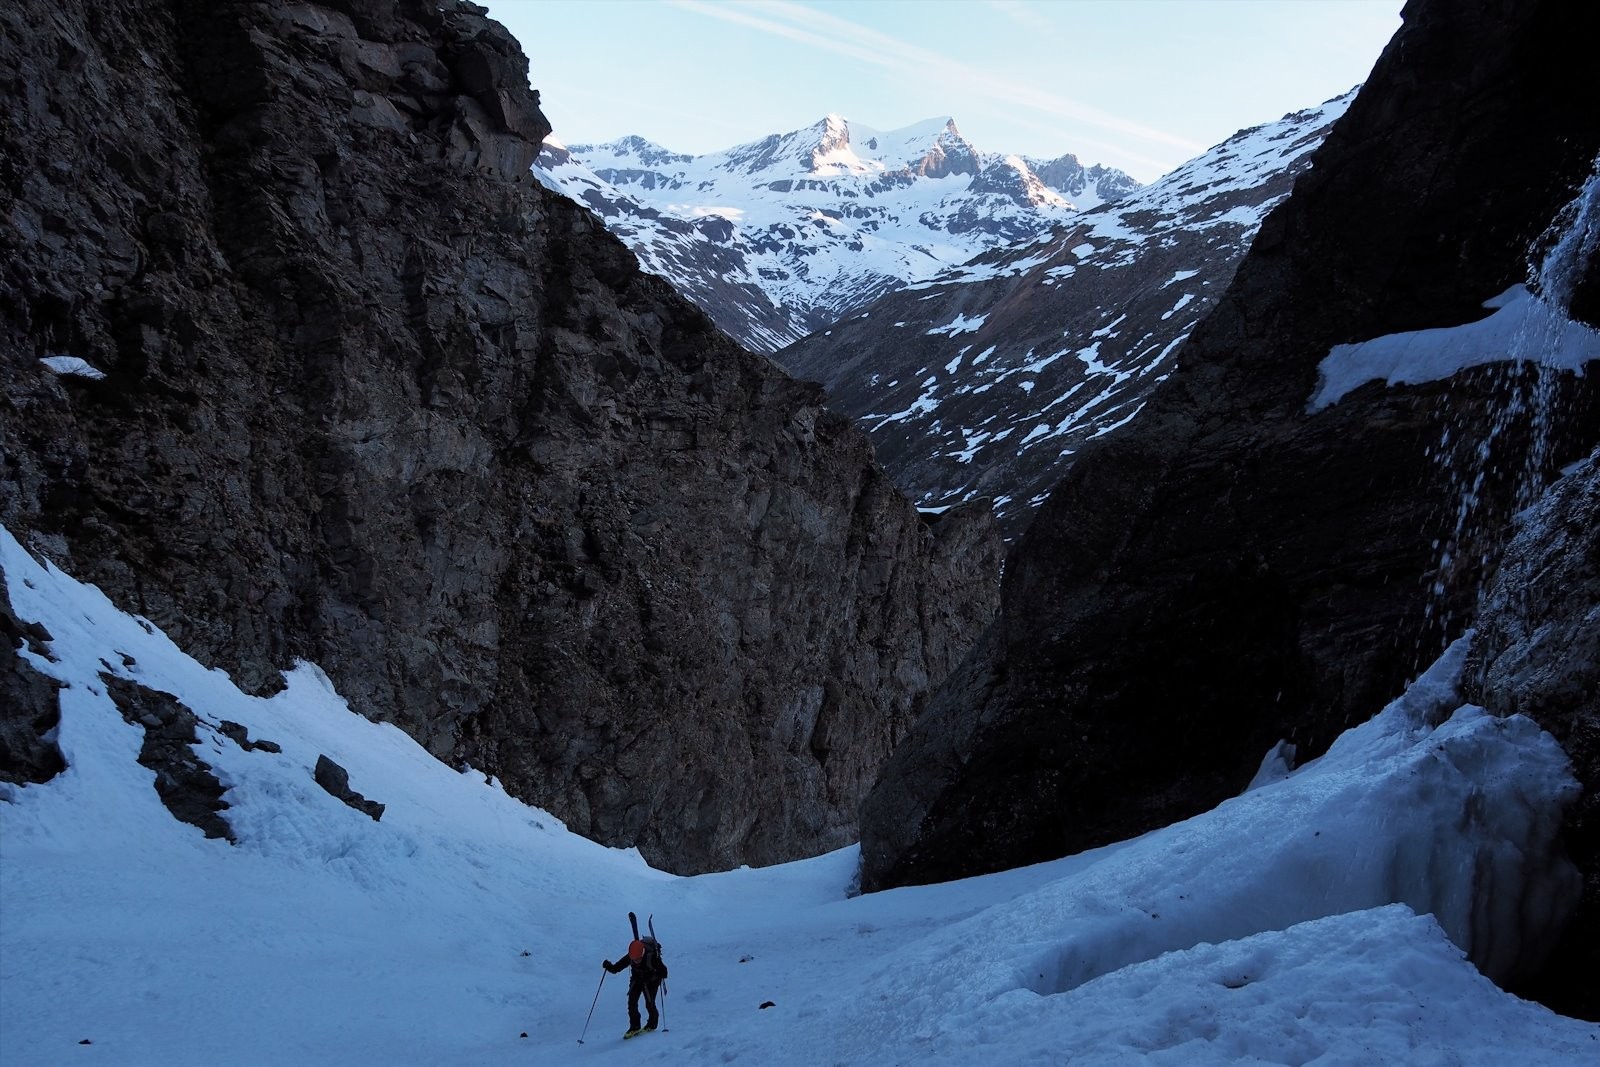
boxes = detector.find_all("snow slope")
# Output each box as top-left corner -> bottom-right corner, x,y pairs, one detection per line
3,524 -> 1597,1065
533,116 -> 1138,352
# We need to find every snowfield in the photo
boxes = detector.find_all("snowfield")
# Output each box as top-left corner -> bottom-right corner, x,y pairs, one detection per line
3,524 -> 1597,1065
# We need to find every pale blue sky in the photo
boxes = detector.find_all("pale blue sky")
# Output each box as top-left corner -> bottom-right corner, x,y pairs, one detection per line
483,0 -> 1403,182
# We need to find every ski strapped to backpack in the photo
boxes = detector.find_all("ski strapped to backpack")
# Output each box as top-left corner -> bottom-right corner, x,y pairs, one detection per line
624,911 -> 669,1033
626,912 -> 668,981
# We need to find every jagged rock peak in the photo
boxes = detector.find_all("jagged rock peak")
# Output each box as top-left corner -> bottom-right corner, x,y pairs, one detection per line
803,115 -> 977,178
969,153 -> 1069,205
1025,150 -> 1142,203
701,113 -> 975,179
813,112 -> 853,159
837,116 -> 964,176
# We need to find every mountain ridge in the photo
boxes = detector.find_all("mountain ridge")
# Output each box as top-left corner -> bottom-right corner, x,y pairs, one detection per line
534,114 -> 1139,351
780,91 -> 1355,535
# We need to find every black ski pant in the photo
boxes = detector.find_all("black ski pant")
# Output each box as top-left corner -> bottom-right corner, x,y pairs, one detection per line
628,974 -> 661,1030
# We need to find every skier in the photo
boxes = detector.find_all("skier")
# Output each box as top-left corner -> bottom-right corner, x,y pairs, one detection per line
603,914 -> 669,1038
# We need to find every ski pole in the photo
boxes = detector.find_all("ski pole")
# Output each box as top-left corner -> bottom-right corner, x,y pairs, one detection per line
578,968 -> 607,1045
661,982 -> 668,1033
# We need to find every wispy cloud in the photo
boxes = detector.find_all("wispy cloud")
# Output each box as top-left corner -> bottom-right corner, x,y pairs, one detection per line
668,0 -> 1205,157
984,0 -> 1054,35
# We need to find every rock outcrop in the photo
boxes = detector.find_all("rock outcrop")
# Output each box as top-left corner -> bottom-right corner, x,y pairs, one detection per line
0,602 -> 64,786
0,0 -> 1000,872
1023,153 -> 1140,208
314,753 -> 386,822
860,0 -> 1600,892
105,675 -> 235,841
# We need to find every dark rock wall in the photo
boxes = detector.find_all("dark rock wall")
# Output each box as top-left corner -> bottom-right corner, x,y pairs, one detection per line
0,0 -> 1001,872
861,0 -> 1600,892
1466,450 -> 1600,1018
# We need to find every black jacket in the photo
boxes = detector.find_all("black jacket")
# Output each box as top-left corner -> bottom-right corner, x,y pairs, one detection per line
605,947 -> 667,984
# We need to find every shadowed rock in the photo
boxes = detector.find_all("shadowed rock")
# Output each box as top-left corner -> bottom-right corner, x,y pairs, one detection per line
104,676 -> 234,842
0,586 -> 65,787
861,0 -> 1600,894
1466,449 -> 1600,1018
314,754 -> 386,821
0,0 -> 1000,873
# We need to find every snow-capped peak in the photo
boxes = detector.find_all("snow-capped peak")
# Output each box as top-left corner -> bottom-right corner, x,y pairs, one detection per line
839,116 -> 968,175
778,89 -> 1360,536
534,115 -> 1139,351
808,113 -> 871,174
567,133 -> 691,170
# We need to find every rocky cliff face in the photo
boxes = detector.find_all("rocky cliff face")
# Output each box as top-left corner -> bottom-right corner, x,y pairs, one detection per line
1466,449 -> 1600,1017
0,0 -> 1001,873
0,597 -> 63,786
860,0 -> 1600,897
